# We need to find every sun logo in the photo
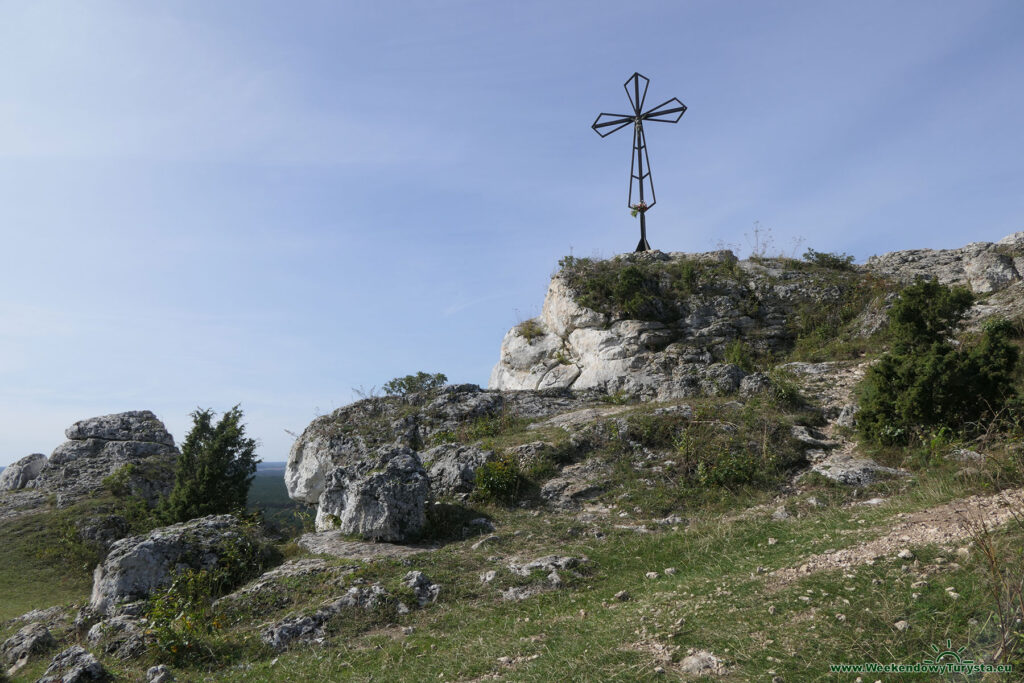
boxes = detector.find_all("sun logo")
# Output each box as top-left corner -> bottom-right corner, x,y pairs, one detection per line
922,639 -> 974,665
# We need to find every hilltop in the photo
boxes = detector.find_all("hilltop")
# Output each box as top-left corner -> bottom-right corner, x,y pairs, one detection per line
1,233 -> 1023,682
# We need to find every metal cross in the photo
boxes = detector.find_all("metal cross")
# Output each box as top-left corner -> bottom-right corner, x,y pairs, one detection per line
592,73 -> 686,252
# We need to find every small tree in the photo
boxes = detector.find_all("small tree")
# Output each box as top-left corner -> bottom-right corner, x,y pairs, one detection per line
857,280 -> 1019,444
160,406 -> 258,523
382,371 -> 448,397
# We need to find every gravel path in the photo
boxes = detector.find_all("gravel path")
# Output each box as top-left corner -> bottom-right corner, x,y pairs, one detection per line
770,487 -> 1024,585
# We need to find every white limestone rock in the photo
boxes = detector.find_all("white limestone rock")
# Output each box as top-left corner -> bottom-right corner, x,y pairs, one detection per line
90,515 -> 271,615
420,443 -> 496,497
541,276 -> 607,339
1,622 -> 56,668
0,453 -> 46,491
65,411 -> 174,446
811,453 -> 907,486
865,235 -> 1023,294
314,447 -> 430,540
38,646 -> 109,683
29,410 -> 178,507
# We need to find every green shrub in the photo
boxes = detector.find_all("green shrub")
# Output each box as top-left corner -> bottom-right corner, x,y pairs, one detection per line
102,463 -> 137,498
802,248 -> 855,271
556,254 -> 740,323
159,406 -> 258,524
515,319 -> 545,343
145,568 -> 222,664
788,273 -> 893,361
429,429 -> 457,446
473,456 -> 521,503
857,280 -> 1020,445
723,338 -> 757,373
459,411 -> 526,442
382,371 -> 448,397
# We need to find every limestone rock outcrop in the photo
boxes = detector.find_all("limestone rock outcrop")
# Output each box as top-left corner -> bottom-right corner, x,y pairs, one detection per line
488,250 -> 828,397
90,514 -> 273,615
865,232 -> 1024,294
488,234 -> 1024,398
29,410 -> 178,507
314,447 -> 430,539
0,453 -> 47,491
286,385 -> 593,518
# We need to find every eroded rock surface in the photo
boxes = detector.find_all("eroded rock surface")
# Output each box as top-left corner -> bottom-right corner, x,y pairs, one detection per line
0,453 -> 47,491
314,447 -> 430,539
286,385 -> 593,506
865,233 -> 1024,294
488,250 -> 853,398
1,622 -> 56,668
420,443 -> 496,497
38,646 -> 109,683
29,411 -> 178,507
90,514 -> 273,614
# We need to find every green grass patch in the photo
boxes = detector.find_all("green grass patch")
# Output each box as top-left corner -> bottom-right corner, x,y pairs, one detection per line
0,510 -> 93,621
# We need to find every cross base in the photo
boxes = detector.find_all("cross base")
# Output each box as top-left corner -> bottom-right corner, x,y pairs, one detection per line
635,213 -> 651,252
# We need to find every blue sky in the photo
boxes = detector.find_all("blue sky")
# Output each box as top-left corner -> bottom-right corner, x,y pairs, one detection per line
1,0 -> 1022,466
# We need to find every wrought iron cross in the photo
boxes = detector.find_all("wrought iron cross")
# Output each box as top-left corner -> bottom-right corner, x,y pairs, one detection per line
592,73 -> 686,252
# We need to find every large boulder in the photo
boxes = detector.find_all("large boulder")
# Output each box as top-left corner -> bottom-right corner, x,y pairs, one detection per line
0,453 -> 47,491
314,447 -> 430,540
30,411 -> 178,507
285,385 -> 593,507
90,514 -> 274,614
285,389 -> 499,505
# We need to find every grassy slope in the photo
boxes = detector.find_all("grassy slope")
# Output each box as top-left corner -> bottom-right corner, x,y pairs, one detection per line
0,506 -> 93,623
2,424 -> 1020,682
200,470 -> 1018,682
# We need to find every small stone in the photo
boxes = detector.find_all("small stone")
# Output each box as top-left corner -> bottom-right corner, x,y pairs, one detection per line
147,665 -> 175,683
654,665 -> 665,674
614,590 -> 630,602
663,567 -> 677,576
897,549 -> 914,560
835,613 -> 846,622
645,572 -> 660,579
772,506 -> 790,520
768,605 -> 776,615
767,537 -> 778,545
947,591 -> 961,600
871,578 -> 882,586
480,570 -> 497,584
1,623 -> 56,668
894,620 -> 909,632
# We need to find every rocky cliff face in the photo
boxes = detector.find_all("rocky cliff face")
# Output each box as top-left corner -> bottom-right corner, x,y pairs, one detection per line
488,233 -> 1024,397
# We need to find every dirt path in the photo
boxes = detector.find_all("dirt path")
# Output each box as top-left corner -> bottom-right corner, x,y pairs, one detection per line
770,487 -> 1024,586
